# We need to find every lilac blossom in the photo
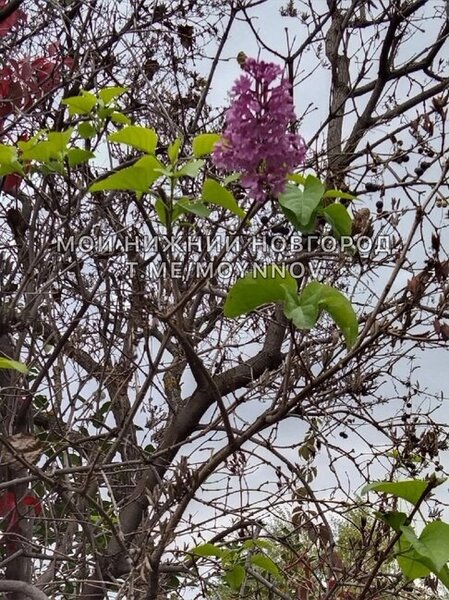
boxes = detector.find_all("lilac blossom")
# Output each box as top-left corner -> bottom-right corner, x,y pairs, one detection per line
212,57 -> 307,202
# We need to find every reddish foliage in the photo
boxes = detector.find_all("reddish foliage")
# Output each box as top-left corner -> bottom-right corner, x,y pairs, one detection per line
21,493 -> 42,515
0,491 -> 20,550
0,490 -> 16,516
0,53 -> 73,120
0,5 -> 74,126
28,55 -> 74,95
0,68 -> 22,118
0,490 -> 42,550
2,172 -> 22,194
0,0 -> 27,37
0,491 -> 42,526
327,578 -> 336,591
0,67 -> 23,120
0,80 -> 12,117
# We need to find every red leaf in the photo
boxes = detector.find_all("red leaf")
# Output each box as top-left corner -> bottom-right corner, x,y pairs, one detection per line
2,172 -> 22,194
20,58 -> 35,85
0,491 -> 16,515
0,78 -> 10,95
32,58 -> 60,92
63,55 -> 75,70
47,42 -> 60,56
0,77 -> 12,117
21,494 -> 42,515
0,74 -> 24,116
0,66 -> 13,78
0,0 -> 27,37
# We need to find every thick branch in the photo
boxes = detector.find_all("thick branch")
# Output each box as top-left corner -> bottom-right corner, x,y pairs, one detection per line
0,581 -> 49,600
78,307 -> 287,599
325,2 -> 351,168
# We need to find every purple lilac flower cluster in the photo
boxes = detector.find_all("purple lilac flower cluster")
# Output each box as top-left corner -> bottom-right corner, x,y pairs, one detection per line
212,57 -> 307,202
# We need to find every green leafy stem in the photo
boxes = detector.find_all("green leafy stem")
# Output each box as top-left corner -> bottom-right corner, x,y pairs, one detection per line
1,86 -> 360,349
224,266 -> 358,348
362,475 -> 449,591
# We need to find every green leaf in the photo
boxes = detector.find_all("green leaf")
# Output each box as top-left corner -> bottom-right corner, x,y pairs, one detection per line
192,543 -> 224,558
155,166 -> 174,178
110,111 -> 132,125
288,173 -> 306,185
154,196 -> 166,224
97,107 -> 114,120
396,534 -> 432,580
144,443 -> 155,455
322,203 -> 353,238
284,282 -> 358,348
301,175 -> 325,221
18,133 -> 42,152
242,539 -> 274,551
362,479 -> 431,506
0,161 -> 24,176
223,173 -> 241,186
108,126 -> 158,155
41,161 -> 65,175
192,133 -> 221,157
225,565 -> 245,590
397,541 -> 449,590
89,155 -> 164,193
78,122 -> 97,139
89,166 -> 147,192
376,511 -> 407,533
0,144 -> 18,164
134,154 -> 165,179
279,184 -> 320,233
98,86 -> 127,105
168,138 -> 182,164
395,524 -> 449,589
19,129 -> 73,163
323,189 -> 358,200
202,179 -> 245,218
317,284 -> 358,347
62,91 -> 97,115
34,394 -> 49,410
250,553 -> 280,577
279,175 -> 324,229
158,197 -> 210,225
175,159 -> 204,178
437,564 -> 449,589
283,281 -> 322,330
224,265 -> 297,318
20,141 -> 55,163
401,521 -> 449,573
278,183 -> 303,230
176,198 -> 211,218
47,128 -> 73,154
167,574 -> 180,589
92,400 -> 112,427
0,357 -> 28,374
67,148 -> 95,167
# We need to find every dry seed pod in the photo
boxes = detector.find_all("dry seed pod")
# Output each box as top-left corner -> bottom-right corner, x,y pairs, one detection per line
352,208 -> 373,237
0,432 -> 42,471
